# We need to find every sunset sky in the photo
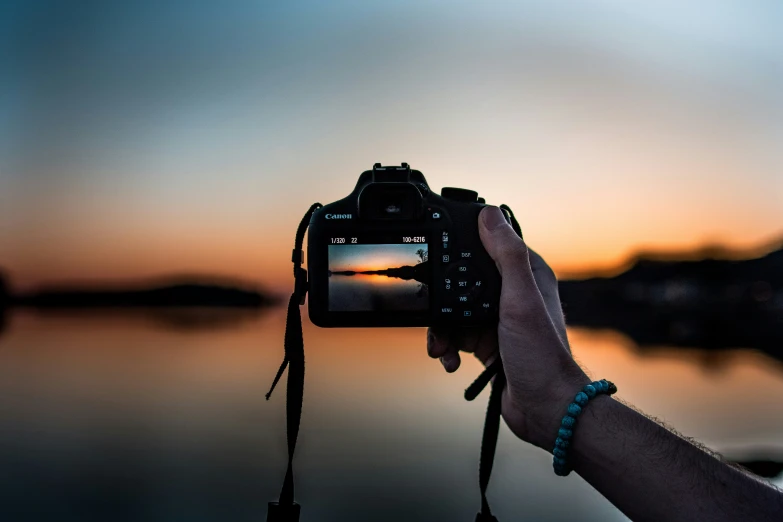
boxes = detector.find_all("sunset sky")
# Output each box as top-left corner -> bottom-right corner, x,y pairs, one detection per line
329,244 -> 425,273
1,1 -> 781,293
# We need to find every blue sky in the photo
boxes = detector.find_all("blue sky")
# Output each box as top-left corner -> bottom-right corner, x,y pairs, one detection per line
1,0 -> 781,288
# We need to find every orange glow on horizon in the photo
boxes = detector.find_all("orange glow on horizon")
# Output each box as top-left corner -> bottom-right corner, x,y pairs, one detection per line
4,224 -> 782,294
331,273 -> 409,286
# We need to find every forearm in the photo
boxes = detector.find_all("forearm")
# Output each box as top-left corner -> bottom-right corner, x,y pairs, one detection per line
568,395 -> 783,521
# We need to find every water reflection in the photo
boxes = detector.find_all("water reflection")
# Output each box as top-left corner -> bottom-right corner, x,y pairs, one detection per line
0,307 -> 269,338
329,273 -> 428,311
0,310 -> 782,521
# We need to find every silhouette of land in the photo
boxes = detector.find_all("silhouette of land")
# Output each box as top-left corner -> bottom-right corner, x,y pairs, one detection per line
0,274 -> 280,336
330,259 -> 431,285
13,282 -> 277,309
559,239 -> 783,361
0,271 -> 280,310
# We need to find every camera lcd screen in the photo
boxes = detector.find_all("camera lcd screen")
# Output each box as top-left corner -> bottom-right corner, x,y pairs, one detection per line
327,234 -> 430,312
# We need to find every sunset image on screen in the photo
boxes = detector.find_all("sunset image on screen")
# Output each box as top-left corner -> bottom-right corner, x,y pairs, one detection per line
328,244 -> 430,311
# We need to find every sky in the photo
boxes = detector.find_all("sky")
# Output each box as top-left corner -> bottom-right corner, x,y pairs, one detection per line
1,0 -> 781,292
329,244 -> 425,272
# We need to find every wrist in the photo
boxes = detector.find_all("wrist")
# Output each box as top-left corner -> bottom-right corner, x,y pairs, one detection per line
533,370 -> 591,451
506,360 -> 591,450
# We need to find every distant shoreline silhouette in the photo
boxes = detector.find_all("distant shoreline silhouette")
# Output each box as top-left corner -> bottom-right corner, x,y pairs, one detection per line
0,277 -> 280,336
12,282 -> 278,309
1,238 -> 781,349
559,242 -> 783,362
0,268 -> 279,310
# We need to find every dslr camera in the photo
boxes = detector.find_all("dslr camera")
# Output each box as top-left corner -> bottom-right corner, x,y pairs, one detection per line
307,163 -> 515,327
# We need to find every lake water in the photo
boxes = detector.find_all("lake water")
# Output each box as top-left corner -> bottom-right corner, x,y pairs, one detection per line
1,308 -> 782,522
328,274 -> 428,311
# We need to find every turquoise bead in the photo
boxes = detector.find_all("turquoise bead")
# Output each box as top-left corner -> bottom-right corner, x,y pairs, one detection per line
553,377 -> 617,479
558,428 -> 573,439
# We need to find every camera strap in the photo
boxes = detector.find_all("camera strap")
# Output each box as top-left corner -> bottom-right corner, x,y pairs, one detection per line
465,359 -> 505,522
266,203 -> 523,522
265,202 -> 322,522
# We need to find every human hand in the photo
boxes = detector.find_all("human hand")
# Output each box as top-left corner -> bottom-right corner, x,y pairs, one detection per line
427,206 -> 589,450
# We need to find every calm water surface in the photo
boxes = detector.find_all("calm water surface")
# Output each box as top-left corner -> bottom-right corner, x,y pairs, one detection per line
1,309 -> 782,522
328,274 -> 428,311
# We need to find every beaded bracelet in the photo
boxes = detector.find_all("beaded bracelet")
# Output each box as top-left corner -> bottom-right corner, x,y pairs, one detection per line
552,379 -> 617,476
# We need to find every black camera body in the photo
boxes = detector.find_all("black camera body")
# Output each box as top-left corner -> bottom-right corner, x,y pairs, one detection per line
307,163 -> 513,327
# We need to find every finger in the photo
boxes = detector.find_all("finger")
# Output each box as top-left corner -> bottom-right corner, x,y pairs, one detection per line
429,328 -> 461,371
431,326 -> 483,355
448,327 -> 498,366
427,328 -> 449,358
478,206 -> 536,286
446,328 -> 482,354
429,327 -> 497,373
440,351 -> 461,373
478,206 -> 547,324
434,327 -> 498,368
428,327 -> 458,358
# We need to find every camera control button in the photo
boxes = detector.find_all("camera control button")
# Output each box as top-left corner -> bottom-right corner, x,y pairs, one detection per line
439,307 -> 454,314
441,230 -> 450,250
458,250 -> 473,260
478,301 -> 495,316
462,310 -> 473,317
445,263 -> 474,288
457,293 -> 473,304
455,263 -> 470,274
432,211 -> 442,220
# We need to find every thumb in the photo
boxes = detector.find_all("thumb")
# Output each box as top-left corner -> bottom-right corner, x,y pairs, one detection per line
478,206 -> 532,280
478,206 -> 544,323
